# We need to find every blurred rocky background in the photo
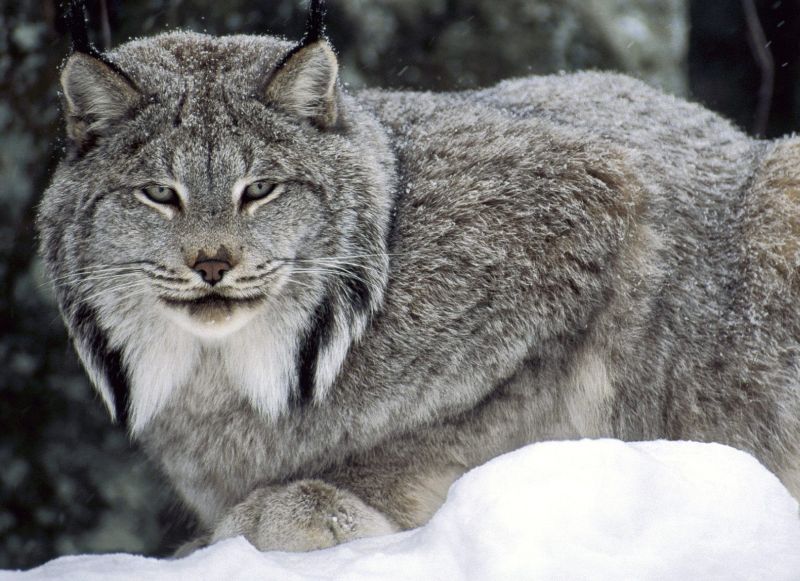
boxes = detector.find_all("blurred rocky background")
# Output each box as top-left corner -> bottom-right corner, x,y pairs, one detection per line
1,0 -> 798,570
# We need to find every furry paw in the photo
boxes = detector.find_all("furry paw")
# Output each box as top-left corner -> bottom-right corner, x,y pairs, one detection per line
210,480 -> 399,551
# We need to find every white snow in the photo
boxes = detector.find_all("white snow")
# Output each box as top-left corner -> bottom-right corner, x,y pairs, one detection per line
3,439 -> 800,581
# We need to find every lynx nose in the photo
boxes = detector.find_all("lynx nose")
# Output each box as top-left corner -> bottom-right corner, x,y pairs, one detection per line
193,260 -> 231,285
191,247 -> 234,286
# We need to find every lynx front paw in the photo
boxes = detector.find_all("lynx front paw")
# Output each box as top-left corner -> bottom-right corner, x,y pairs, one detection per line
210,480 -> 399,552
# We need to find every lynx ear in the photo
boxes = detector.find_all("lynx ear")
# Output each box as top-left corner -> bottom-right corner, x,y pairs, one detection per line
264,40 -> 339,128
60,52 -> 141,146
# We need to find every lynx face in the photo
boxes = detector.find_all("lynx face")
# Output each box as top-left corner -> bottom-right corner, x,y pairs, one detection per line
82,91 -> 343,339
39,33 -> 394,431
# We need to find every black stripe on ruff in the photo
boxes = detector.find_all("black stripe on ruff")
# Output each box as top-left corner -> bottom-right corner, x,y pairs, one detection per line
295,296 -> 334,405
73,302 -> 131,426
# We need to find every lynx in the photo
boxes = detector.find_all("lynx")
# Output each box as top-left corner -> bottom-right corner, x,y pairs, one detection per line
39,1 -> 800,552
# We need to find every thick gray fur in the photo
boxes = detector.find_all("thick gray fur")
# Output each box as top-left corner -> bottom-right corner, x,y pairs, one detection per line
39,31 -> 800,552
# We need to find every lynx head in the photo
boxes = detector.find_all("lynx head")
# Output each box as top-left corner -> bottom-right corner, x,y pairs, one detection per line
38,17 -> 395,433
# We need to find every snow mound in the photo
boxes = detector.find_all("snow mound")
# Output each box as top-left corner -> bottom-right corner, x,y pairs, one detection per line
3,439 -> 800,580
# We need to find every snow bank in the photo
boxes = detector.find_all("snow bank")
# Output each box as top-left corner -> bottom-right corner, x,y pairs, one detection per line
3,439 -> 799,581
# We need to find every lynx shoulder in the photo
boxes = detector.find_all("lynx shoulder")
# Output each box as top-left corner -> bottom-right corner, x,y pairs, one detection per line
39,21 -> 800,552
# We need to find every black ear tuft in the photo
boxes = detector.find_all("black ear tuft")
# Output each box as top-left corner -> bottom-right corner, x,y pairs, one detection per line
66,0 -> 99,57
302,0 -> 326,46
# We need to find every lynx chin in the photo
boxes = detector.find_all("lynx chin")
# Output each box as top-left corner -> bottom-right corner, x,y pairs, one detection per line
39,2 -> 800,553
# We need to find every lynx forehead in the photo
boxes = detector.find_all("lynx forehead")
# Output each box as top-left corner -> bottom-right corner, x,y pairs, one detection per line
40,1 -> 800,555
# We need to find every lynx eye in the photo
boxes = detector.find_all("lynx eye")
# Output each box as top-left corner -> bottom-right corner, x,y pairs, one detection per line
243,181 -> 276,201
140,184 -> 180,206
239,180 -> 285,215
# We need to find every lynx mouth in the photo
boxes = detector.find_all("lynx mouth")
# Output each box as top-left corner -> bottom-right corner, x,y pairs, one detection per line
160,294 -> 265,315
159,294 -> 267,337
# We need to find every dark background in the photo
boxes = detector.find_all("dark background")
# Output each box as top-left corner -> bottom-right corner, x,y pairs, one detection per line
1,0 -> 798,570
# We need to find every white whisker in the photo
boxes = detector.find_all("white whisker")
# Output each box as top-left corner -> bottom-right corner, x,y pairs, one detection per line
50,272 -> 141,289
290,266 -> 371,286
82,281 -> 153,305
292,258 -> 384,276
283,276 -> 317,292
43,266 -> 142,287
